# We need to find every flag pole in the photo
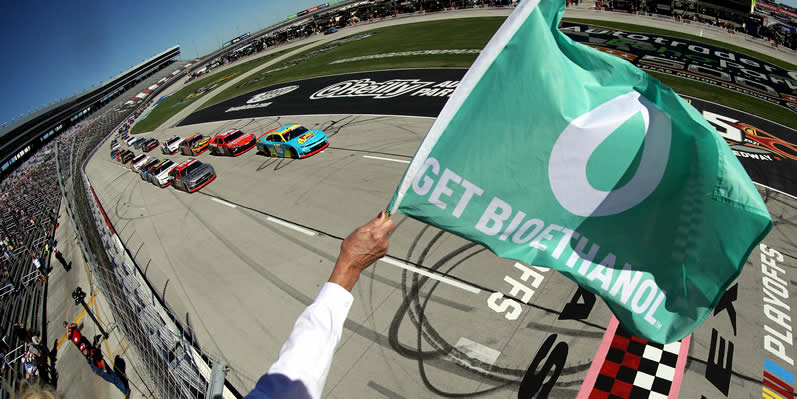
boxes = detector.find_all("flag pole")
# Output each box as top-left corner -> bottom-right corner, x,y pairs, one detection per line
389,0 -> 542,214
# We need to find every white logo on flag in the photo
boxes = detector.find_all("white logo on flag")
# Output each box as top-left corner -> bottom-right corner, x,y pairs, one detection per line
549,92 -> 672,217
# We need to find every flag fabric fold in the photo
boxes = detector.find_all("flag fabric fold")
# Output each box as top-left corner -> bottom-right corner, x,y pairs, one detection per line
388,0 -> 772,343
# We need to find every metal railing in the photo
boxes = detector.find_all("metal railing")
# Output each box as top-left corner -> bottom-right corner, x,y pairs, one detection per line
54,65 -> 232,398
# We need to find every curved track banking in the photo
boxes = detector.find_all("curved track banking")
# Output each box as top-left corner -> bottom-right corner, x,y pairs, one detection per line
87,110 -> 797,398
91,7 -> 797,399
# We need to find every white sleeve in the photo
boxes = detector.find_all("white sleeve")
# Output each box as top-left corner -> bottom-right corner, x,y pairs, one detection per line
266,282 -> 353,399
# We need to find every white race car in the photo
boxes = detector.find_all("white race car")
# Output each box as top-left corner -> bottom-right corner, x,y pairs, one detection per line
130,154 -> 150,172
161,135 -> 184,155
151,159 -> 178,188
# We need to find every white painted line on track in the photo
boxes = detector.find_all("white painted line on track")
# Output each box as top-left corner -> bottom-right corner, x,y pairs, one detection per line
363,155 -> 410,164
754,182 -> 797,201
212,198 -> 237,208
380,256 -> 481,294
453,337 -> 501,365
267,217 -> 317,236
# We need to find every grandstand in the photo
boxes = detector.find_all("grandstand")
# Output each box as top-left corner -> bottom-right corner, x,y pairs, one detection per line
0,59 -> 188,398
0,46 -> 181,180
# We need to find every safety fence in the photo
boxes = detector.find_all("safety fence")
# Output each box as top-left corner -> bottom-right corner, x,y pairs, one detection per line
54,62 -> 235,399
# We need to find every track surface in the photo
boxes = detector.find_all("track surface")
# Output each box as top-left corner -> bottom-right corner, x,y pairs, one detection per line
87,112 -> 797,398
84,7 -> 797,399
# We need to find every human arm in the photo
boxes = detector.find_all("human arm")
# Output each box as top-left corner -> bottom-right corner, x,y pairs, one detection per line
246,212 -> 396,399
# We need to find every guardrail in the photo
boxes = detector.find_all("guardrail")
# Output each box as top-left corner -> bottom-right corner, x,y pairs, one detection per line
56,72 -> 236,398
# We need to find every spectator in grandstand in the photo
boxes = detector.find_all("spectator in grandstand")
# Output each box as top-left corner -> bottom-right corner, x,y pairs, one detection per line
54,250 -> 70,272
13,323 -> 36,344
32,255 -> 47,281
0,336 -> 11,369
246,211 -> 395,399
1,268 -> 17,294
28,336 -> 57,387
22,350 -> 38,380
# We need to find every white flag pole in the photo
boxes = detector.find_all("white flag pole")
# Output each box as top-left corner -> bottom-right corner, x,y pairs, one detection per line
390,0 -> 542,214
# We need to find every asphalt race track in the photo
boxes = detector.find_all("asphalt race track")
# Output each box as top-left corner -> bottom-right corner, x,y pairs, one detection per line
87,103 -> 797,398
181,69 -> 797,198
84,9 -> 797,399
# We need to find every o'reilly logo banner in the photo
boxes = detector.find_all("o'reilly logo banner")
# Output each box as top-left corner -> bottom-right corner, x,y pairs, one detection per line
560,23 -> 797,112
179,69 -> 796,198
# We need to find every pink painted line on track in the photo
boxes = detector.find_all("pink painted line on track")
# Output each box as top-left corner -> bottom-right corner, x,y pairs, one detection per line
576,317 -> 619,399
668,334 -> 692,399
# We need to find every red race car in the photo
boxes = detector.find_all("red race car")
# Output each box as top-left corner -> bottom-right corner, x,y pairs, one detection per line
143,138 -> 160,152
170,159 -> 216,193
208,129 -> 256,157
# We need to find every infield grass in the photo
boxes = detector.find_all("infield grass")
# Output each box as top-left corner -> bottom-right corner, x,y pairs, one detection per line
203,18 -> 503,109
131,43 -> 313,134
136,15 -> 795,131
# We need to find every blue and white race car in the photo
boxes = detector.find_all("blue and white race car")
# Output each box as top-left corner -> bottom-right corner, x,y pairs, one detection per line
256,124 -> 329,159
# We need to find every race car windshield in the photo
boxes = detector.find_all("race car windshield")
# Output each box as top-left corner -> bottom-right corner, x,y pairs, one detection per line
167,137 -> 180,145
224,132 -> 243,143
188,136 -> 204,145
283,127 -> 309,141
183,163 -> 203,176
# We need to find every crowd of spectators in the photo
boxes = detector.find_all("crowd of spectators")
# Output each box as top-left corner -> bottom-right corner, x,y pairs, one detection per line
595,0 -> 796,49
0,109 -> 126,397
0,122 -> 74,395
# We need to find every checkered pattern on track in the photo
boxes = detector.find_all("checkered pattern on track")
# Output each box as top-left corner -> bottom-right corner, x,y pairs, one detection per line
589,326 -> 681,399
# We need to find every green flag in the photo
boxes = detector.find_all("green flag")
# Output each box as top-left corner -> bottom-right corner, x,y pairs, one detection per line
388,0 -> 772,343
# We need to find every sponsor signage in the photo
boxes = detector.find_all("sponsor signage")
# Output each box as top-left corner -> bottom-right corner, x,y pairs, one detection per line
757,2 -> 797,18
180,69 -> 797,196
559,23 -> 797,111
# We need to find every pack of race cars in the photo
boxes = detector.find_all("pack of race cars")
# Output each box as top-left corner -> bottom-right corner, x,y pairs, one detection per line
110,124 -> 329,193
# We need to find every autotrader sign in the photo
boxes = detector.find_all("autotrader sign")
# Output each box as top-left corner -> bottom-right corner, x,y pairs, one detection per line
560,23 -> 797,112
179,69 -> 797,197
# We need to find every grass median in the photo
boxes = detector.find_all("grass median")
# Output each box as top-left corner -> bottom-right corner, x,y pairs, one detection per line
131,43 -> 313,134
202,17 -> 503,109
139,15 -> 793,130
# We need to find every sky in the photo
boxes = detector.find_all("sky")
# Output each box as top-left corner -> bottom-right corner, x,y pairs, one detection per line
1,0 -> 796,128
0,0 -> 327,128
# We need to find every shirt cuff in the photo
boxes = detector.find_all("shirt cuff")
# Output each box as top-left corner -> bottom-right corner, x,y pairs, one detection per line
317,282 -> 354,312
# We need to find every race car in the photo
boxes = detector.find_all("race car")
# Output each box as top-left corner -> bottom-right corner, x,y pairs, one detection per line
124,136 -> 136,146
120,150 -> 135,164
161,135 -> 184,155
149,159 -> 177,188
143,138 -> 160,152
256,124 -> 328,159
130,154 -> 149,172
111,149 -> 120,160
138,158 -> 160,181
133,137 -> 147,150
170,159 -> 216,193
323,28 -> 338,35
179,133 -> 211,156
208,129 -> 256,157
